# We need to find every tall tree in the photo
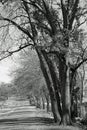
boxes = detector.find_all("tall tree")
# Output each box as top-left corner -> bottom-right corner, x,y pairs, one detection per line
0,0 -> 87,125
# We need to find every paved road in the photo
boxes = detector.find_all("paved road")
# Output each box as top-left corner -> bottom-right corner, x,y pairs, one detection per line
0,103 -> 83,130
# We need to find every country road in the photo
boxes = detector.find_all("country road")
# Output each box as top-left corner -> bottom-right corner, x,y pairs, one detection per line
0,99 -> 83,130
0,105 -> 54,130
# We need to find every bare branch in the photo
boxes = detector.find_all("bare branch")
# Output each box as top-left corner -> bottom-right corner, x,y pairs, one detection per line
12,15 -> 29,20
22,0 -> 36,39
75,58 -> 87,70
0,43 -> 33,61
21,0 -> 45,15
69,0 -> 79,30
60,0 -> 67,28
79,18 -> 87,28
0,23 -> 11,29
0,17 -> 33,40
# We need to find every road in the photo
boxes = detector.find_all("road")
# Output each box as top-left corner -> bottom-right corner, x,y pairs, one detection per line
0,100 -> 83,130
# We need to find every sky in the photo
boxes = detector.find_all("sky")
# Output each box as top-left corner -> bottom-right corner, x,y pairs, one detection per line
0,55 -> 19,84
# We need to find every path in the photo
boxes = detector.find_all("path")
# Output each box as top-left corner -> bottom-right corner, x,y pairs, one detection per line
0,100 -> 83,130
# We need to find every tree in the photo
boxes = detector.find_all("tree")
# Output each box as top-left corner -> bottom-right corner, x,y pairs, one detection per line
0,82 -> 17,100
13,50 -> 50,110
0,0 -> 87,125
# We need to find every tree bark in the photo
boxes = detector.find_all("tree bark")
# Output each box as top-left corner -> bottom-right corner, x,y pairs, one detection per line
36,48 -> 61,123
42,97 -> 45,109
70,70 -> 77,120
42,50 -> 62,118
59,54 -> 71,125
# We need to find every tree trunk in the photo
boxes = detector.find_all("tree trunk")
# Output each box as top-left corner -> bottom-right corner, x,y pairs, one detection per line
70,70 -> 77,120
36,48 -> 61,123
80,66 -> 85,117
46,96 -> 50,112
42,50 -> 62,118
51,97 -> 61,123
29,98 -> 32,105
35,97 -> 41,108
62,66 -> 71,125
59,54 -> 71,125
42,97 -> 45,109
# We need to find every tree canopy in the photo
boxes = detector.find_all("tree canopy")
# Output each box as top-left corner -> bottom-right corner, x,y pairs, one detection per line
0,0 -> 87,125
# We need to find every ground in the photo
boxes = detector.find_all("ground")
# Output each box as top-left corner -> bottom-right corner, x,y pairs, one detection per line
0,99 -> 84,130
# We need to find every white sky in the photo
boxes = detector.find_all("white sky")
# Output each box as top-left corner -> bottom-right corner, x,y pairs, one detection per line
0,54 -> 19,84
0,66 -> 11,83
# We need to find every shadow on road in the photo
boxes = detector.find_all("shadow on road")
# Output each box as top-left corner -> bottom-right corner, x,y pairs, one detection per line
0,117 -> 54,125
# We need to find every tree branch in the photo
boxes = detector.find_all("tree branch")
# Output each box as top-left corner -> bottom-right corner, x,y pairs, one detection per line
42,0 -> 56,34
0,43 -> 33,61
75,58 -> 87,70
0,17 -> 33,40
22,0 -> 45,15
60,0 -> 67,28
22,0 -> 37,39
69,0 -> 79,30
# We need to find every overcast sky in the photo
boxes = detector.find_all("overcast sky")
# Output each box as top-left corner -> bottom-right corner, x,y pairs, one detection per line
0,54 -> 19,84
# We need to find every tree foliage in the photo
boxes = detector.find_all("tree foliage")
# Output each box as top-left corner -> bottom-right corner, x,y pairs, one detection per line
13,49 -> 48,101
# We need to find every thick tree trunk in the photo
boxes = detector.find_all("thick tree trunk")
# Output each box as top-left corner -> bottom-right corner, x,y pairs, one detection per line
50,97 -> 61,123
62,66 -> 71,125
42,50 -> 62,118
36,48 -> 61,123
59,54 -> 71,125
70,70 -> 77,120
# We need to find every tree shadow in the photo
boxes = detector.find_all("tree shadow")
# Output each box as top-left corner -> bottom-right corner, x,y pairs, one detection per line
0,117 -> 54,125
